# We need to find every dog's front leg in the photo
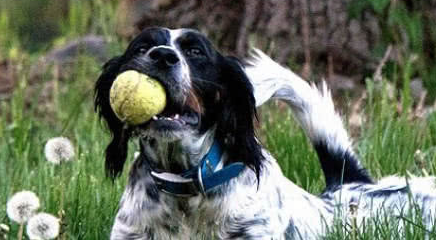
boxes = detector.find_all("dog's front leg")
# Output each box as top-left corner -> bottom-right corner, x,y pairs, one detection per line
110,219 -> 153,240
110,187 -> 158,240
110,160 -> 162,240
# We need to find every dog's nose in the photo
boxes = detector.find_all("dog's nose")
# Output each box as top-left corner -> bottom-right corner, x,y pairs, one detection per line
148,47 -> 179,68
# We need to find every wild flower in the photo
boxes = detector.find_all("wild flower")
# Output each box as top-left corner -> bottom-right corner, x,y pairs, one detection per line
0,223 -> 10,232
0,223 -> 10,240
44,137 -> 75,164
6,191 -> 40,224
26,213 -> 60,240
0,223 -> 11,232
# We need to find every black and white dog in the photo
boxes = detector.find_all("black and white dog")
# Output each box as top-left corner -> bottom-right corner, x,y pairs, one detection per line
95,27 -> 436,239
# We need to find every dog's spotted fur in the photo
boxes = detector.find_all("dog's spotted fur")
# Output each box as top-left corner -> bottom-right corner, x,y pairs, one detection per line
95,28 -> 436,239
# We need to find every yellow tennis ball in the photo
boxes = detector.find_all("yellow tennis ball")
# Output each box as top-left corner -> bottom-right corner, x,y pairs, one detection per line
109,70 -> 166,125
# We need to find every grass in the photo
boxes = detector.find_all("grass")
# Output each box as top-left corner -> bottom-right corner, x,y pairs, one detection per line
1,1 -> 436,239
0,59 -> 124,238
1,58 -> 435,239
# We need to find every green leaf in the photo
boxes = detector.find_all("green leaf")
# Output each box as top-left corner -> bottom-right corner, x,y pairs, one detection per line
369,0 -> 390,15
348,0 -> 372,19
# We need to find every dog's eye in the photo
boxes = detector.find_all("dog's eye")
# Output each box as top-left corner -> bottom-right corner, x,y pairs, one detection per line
185,48 -> 204,58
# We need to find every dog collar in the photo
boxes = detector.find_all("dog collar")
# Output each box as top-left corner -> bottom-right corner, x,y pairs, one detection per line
150,140 -> 245,197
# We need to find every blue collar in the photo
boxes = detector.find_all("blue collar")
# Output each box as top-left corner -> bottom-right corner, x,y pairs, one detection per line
150,140 -> 245,197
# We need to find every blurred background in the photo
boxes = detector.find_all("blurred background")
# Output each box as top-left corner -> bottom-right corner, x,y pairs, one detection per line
1,0 -> 435,103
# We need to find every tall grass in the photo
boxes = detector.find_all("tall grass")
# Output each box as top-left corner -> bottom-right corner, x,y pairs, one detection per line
348,0 -> 436,100
1,71 -> 435,238
0,56 -> 126,238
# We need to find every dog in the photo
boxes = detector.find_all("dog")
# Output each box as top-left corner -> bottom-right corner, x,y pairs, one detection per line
95,27 -> 436,239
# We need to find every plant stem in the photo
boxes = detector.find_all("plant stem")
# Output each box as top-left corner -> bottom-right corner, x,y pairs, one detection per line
17,223 -> 23,240
58,163 -> 66,240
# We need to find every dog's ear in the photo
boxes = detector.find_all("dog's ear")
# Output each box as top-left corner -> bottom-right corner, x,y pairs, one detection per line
216,56 -> 264,180
95,56 -> 131,179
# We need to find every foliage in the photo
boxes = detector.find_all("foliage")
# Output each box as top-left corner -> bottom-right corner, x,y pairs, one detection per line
348,0 -> 436,100
0,9 -> 19,59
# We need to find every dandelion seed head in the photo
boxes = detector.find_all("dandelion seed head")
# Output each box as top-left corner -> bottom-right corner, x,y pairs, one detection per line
26,213 -> 60,240
44,137 -> 75,164
6,191 -> 40,224
0,223 -> 10,232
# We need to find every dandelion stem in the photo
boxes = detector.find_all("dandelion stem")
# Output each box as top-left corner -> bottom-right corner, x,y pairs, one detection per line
59,163 -> 66,240
18,223 -> 23,240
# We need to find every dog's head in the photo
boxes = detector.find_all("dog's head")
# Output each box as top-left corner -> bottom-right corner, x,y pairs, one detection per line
95,27 -> 263,180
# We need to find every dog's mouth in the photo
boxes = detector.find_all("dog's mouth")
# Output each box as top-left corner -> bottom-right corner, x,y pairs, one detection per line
119,67 -> 202,135
148,104 -> 200,130
138,83 -> 202,134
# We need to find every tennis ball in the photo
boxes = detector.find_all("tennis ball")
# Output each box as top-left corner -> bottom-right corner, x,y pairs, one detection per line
109,70 -> 166,125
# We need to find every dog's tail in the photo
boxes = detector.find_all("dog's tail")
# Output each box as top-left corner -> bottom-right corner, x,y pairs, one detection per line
245,49 -> 373,189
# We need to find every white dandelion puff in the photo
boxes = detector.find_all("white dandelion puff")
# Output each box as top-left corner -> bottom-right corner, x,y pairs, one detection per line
44,137 -> 75,164
0,223 -> 10,232
26,213 -> 60,240
134,151 -> 140,159
6,191 -> 40,224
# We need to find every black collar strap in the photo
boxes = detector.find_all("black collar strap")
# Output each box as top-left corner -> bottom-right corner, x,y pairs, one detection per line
150,140 -> 245,197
